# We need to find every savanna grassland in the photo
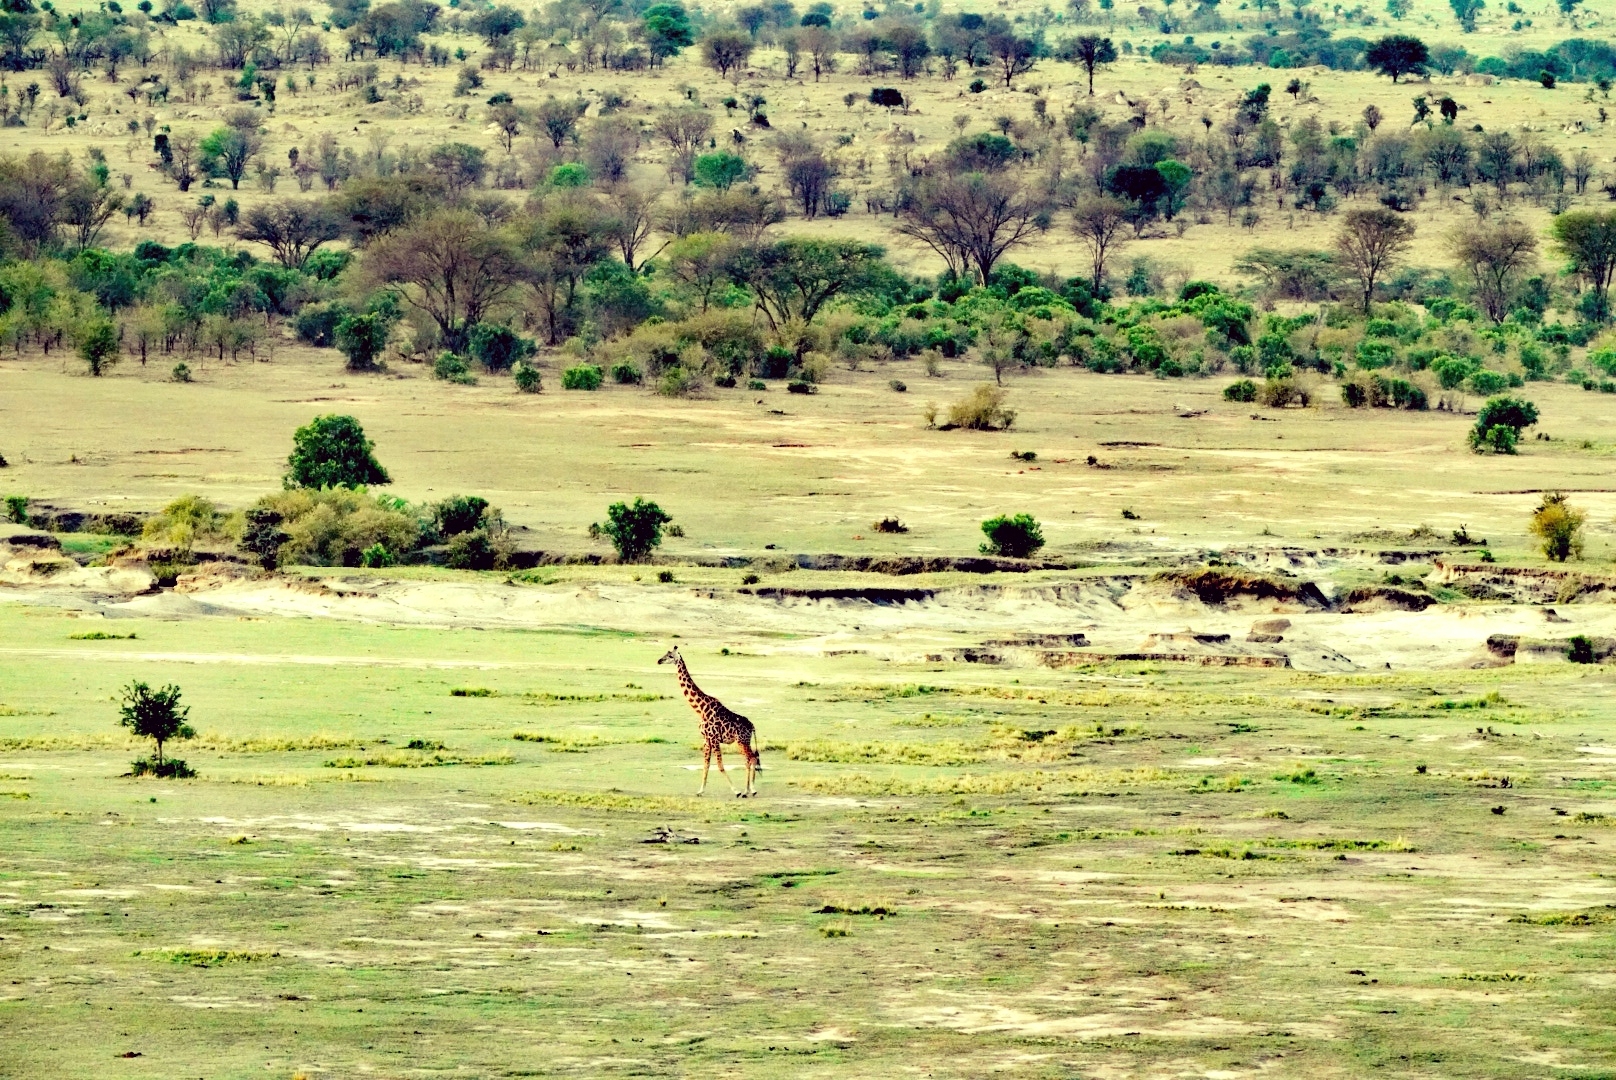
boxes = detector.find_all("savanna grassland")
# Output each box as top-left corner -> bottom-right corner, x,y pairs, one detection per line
9,0 -> 1616,1075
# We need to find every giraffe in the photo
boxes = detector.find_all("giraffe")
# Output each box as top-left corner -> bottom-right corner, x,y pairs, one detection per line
657,646 -> 762,797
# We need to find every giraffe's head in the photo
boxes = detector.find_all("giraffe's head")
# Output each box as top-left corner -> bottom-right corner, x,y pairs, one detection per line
656,646 -> 681,665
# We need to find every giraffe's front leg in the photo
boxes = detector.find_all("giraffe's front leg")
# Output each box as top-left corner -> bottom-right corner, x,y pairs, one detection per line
714,746 -> 738,794
698,745 -> 712,795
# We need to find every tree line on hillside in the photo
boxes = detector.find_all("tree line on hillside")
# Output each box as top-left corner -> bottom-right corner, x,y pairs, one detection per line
1,138 -> 1615,400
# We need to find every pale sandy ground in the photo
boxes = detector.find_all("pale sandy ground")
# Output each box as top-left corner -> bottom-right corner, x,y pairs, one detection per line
5,541 -> 1615,672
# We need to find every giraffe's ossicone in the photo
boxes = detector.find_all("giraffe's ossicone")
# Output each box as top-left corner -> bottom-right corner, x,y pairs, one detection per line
658,646 -> 762,797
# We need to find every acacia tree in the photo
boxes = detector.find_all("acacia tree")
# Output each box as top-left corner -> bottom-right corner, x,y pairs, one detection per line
1335,207 -> 1416,310
1449,0 -> 1483,31
1365,34 -> 1429,82
782,149 -> 836,219
896,171 -> 1044,284
120,681 -> 195,776
238,201 -> 342,269
200,111 -> 263,190
537,96 -> 588,149
986,31 -> 1036,87
800,25 -> 836,80
1070,194 -> 1129,287
653,106 -> 713,184
366,210 -> 524,353
1551,209 -> 1616,321
1451,220 -> 1537,323
519,194 -> 616,344
725,238 -> 887,330
1065,34 -> 1117,95
701,28 -> 753,81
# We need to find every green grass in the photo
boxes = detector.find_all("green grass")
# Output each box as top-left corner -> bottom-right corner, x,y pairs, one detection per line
3,603 -> 1616,1078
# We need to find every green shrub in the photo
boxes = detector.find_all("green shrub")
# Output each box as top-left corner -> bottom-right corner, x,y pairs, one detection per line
1467,369 -> 1509,395
434,495 -> 490,537
597,497 -> 672,562
359,542 -> 395,568
657,569 -> 675,582
293,301 -> 347,347
1468,396 -> 1538,453
445,529 -> 501,570
284,415 -> 390,489
334,311 -> 393,372
5,494 -> 29,523
433,352 -> 476,384
747,379 -> 767,391
469,323 -> 536,372
171,362 -> 192,383
562,364 -> 604,390
129,757 -> 196,778
1475,424 -> 1518,454
980,513 -> 1044,559
78,319 -> 119,376
1224,378 -> 1258,402
787,379 -> 817,394
513,361 -> 542,393
252,487 -> 419,567
1568,635 -> 1596,664
611,360 -> 643,384
1432,354 -> 1480,389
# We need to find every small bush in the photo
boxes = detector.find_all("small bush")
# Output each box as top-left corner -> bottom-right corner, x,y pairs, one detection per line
980,513 -> 1044,559
611,360 -> 644,384
714,373 -> 737,388
562,364 -> 604,390
469,323 -> 536,372
129,757 -> 196,778
872,516 -> 908,533
787,379 -> 817,394
1468,369 -> 1509,396
889,379 -> 907,392
433,352 -> 476,384
5,494 -> 28,524
1568,635 -> 1596,664
171,362 -> 192,383
747,379 -> 767,391
597,497 -> 672,562
1258,377 -> 1308,408
657,569 -> 675,583
1224,378 -> 1258,402
434,495 -> 490,537
445,529 -> 502,570
741,572 -> 759,585
942,384 -> 1015,430
1529,492 -> 1584,562
513,361 -> 542,393
359,542 -> 395,568
1469,395 -> 1538,453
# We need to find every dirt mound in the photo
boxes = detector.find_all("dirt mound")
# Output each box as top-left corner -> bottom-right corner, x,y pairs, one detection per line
21,504 -> 144,536
1434,560 -> 1616,605
1335,586 -> 1436,613
1151,567 -> 1329,609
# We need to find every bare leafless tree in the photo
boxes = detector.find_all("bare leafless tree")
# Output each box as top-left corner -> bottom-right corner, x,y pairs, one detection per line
896,171 -> 1044,284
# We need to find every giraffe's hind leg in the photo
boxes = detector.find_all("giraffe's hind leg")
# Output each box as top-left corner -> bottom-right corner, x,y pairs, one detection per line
741,744 -> 759,796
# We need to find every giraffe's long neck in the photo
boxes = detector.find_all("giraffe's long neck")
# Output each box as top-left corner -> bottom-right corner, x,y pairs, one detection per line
674,657 -> 707,704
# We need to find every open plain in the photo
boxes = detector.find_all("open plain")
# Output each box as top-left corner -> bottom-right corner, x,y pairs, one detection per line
4,0 -> 1616,1073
